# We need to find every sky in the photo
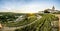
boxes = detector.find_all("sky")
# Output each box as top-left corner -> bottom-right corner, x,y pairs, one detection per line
0,0 -> 60,13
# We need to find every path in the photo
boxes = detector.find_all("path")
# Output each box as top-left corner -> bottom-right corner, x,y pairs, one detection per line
53,14 -> 60,31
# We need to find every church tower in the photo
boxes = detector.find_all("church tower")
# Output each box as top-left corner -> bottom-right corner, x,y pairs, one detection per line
52,6 -> 55,11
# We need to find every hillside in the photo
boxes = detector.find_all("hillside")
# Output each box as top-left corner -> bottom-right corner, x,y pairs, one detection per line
0,13 -> 59,31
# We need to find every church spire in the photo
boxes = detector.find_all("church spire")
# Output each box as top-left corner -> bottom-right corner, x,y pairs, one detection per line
52,6 -> 55,11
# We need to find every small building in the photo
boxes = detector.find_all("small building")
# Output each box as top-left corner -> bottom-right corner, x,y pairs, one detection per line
39,11 -> 44,13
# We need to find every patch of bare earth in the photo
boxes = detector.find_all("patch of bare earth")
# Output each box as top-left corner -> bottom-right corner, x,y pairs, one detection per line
54,14 -> 60,31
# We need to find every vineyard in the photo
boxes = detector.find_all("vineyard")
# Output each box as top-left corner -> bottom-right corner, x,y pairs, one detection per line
14,14 -> 59,31
0,13 -> 59,31
5,16 -> 37,27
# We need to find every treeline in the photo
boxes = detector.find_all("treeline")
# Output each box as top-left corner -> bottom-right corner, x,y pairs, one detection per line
0,12 -> 24,23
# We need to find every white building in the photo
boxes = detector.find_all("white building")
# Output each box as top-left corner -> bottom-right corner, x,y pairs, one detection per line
45,6 -> 59,13
39,6 -> 59,13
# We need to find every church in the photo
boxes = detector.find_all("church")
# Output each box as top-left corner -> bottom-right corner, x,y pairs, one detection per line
44,6 -> 59,13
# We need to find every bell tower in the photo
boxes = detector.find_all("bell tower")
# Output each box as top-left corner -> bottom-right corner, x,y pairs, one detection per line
52,6 -> 55,11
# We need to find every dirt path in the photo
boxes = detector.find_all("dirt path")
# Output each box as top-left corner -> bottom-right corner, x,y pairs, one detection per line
54,14 -> 60,31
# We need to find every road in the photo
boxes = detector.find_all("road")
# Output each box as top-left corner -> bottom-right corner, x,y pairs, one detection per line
53,14 -> 60,31
2,15 -> 42,31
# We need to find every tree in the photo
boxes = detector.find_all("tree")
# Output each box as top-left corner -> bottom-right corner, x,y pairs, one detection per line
44,10 -> 50,13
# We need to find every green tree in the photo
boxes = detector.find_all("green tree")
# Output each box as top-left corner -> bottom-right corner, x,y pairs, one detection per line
44,10 -> 50,13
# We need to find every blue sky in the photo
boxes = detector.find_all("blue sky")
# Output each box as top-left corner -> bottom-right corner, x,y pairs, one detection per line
0,0 -> 60,13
